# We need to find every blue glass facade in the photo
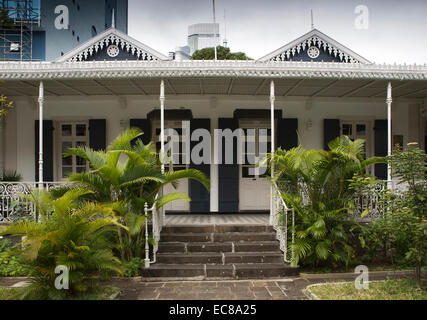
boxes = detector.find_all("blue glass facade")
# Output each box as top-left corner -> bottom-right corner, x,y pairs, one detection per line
0,0 -> 128,61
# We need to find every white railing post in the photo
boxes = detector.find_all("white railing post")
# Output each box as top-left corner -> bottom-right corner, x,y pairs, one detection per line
291,207 -> 296,267
269,80 -> 275,225
38,81 -> 44,193
144,202 -> 150,268
386,82 -> 393,190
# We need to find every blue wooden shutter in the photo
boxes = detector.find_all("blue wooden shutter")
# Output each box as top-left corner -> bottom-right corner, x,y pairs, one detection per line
374,120 -> 387,180
130,119 -> 151,145
324,119 -> 340,150
89,119 -> 106,151
34,120 -> 54,182
189,119 -> 211,213
218,118 -> 239,212
278,118 -> 298,150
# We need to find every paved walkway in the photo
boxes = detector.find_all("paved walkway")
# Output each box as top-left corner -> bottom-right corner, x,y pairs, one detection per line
108,278 -> 310,300
2,270 -> 422,300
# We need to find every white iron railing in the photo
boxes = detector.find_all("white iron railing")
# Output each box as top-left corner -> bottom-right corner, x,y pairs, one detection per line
271,182 -> 296,267
1,181 -> 164,269
144,188 -> 164,268
0,182 -> 65,223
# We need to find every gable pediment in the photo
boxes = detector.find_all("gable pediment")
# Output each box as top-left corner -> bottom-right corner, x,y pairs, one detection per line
258,29 -> 371,64
55,28 -> 169,62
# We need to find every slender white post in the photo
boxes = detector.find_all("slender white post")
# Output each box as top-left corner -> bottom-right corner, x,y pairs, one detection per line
144,203 -> 150,268
270,80 -> 275,225
212,0 -> 217,60
386,82 -> 392,189
160,80 -> 165,175
38,81 -> 44,190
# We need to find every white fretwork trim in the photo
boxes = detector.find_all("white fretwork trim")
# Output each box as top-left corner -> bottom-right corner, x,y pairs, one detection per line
258,29 -> 371,64
55,27 -> 170,62
1,60 -> 426,81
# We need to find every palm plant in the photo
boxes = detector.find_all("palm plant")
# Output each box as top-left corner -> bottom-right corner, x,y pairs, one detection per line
64,128 -> 210,261
270,136 -> 385,267
0,188 -> 123,300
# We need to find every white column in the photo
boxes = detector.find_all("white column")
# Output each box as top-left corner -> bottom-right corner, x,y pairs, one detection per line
38,81 -> 44,189
210,116 -> 219,212
160,80 -> 165,175
386,82 -> 392,188
0,117 -> 4,175
270,80 -> 275,224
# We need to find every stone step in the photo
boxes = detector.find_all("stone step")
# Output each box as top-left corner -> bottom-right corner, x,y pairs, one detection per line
158,241 -> 282,254
224,252 -> 284,264
140,263 -> 298,279
157,252 -> 223,264
234,263 -> 299,278
156,252 -> 284,264
160,232 -> 276,243
234,241 -> 282,253
161,224 -> 274,234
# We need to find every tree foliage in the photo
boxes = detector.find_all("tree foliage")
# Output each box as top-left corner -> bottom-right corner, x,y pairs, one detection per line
0,94 -> 13,120
191,46 -> 251,60
361,144 -> 426,288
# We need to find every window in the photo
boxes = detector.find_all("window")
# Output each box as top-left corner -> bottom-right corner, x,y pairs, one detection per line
10,43 -> 20,52
91,26 -> 97,37
240,120 -> 272,179
153,120 -> 188,172
57,122 -> 89,179
341,120 -> 373,173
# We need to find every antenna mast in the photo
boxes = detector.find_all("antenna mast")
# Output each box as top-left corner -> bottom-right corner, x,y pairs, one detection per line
223,9 -> 228,47
311,10 -> 314,30
112,8 -> 116,28
212,0 -> 217,60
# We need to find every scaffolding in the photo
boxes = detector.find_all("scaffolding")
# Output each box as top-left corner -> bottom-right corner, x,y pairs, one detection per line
0,0 -> 40,61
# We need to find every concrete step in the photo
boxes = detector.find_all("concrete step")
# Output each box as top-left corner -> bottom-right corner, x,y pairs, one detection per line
161,224 -> 274,234
234,263 -> 299,278
224,252 -> 284,264
140,263 -> 298,279
156,252 -> 283,264
157,252 -> 223,264
160,232 -> 276,243
158,241 -> 282,254
234,241 -> 281,253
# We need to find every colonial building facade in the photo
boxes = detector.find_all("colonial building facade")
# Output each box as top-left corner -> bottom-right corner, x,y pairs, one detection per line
1,26 -> 426,214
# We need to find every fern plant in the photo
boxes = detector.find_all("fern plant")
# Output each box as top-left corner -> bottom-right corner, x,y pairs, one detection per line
63,128 -> 210,261
270,136 -> 385,267
0,188 -> 124,300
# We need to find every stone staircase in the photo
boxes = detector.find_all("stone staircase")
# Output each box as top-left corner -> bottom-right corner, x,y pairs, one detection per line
141,224 -> 299,279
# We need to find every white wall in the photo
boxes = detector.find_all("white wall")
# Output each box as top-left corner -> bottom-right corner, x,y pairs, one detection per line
3,93 -> 424,211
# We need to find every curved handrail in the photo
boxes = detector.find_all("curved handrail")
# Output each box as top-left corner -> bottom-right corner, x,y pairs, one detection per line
271,182 -> 296,266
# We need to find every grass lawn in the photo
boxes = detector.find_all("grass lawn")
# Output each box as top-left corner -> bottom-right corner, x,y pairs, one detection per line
0,286 -> 120,300
308,278 -> 427,300
0,288 -> 19,300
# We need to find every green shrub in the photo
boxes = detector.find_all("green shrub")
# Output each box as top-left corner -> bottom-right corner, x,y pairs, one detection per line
123,257 -> 145,277
270,136 -> 384,267
0,239 -> 28,277
64,128 -> 209,262
360,144 -> 426,288
0,189 -> 124,300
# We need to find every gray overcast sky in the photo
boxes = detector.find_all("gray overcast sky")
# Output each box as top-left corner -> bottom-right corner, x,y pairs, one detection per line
128,0 -> 427,64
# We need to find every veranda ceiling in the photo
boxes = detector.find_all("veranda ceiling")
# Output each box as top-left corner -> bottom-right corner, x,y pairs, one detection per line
1,77 -> 427,99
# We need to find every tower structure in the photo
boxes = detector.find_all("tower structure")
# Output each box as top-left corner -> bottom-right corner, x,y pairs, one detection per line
0,0 -> 40,61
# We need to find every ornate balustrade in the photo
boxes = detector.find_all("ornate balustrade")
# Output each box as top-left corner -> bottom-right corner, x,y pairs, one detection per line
1,60 -> 426,81
0,182 -> 64,223
144,188 -> 164,268
271,183 -> 296,267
